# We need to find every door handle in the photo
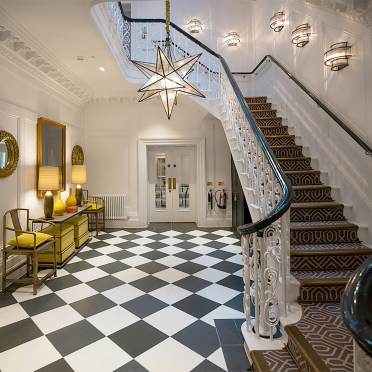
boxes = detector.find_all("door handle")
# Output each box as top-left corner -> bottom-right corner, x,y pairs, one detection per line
168,178 -> 172,191
172,177 -> 176,190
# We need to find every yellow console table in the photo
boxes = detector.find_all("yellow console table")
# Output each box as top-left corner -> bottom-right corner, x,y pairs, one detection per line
38,205 -> 91,268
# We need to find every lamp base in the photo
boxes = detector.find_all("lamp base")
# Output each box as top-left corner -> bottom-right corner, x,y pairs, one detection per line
44,191 -> 54,219
76,186 -> 83,207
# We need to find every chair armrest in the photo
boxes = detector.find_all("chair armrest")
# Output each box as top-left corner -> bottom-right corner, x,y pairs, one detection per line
5,227 -> 38,248
31,219 -> 56,238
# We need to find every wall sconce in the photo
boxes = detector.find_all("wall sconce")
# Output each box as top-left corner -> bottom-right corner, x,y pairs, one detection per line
270,11 -> 285,32
224,32 -> 240,47
291,24 -> 311,47
186,19 -> 203,34
324,42 -> 352,71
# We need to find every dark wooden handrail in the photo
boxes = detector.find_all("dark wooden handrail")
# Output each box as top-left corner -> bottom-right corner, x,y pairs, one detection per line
233,56 -> 372,155
118,2 -> 292,236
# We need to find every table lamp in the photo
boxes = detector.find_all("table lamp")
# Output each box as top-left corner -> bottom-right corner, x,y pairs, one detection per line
38,166 -> 59,219
72,165 -> 87,206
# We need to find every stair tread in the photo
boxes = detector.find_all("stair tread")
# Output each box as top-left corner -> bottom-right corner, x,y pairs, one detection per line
251,109 -> 276,113
291,201 -> 343,208
265,134 -> 294,138
291,242 -> 371,253
285,170 -> 319,174
252,349 -> 299,372
290,220 -> 357,228
292,184 -> 329,190
292,270 -> 353,281
278,156 -> 310,160
271,145 -> 302,149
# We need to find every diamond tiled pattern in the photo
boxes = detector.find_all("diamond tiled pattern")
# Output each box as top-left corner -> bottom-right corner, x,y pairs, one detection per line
0,227 -> 248,371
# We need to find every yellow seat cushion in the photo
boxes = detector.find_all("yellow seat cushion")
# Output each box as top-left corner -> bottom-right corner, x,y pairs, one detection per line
88,203 -> 103,211
8,232 -> 53,248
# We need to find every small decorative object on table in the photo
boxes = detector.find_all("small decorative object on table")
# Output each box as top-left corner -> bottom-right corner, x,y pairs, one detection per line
54,190 -> 65,216
72,165 -> 87,206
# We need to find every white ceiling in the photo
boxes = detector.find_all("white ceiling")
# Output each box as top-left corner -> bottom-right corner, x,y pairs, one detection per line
1,0 -> 135,98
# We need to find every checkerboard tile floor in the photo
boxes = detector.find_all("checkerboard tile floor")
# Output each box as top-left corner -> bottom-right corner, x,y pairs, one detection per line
0,227 -> 248,372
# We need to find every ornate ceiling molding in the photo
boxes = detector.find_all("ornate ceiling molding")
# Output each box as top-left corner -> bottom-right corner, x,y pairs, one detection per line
0,6 -> 93,106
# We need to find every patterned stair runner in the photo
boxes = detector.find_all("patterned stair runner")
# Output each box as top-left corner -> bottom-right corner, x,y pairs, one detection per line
244,96 -> 371,372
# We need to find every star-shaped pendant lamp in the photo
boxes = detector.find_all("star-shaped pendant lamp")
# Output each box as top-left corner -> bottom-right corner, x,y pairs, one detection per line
132,0 -> 205,120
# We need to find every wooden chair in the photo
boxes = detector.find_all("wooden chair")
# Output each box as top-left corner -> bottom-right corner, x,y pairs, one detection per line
2,208 -> 57,295
82,190 -> 105,236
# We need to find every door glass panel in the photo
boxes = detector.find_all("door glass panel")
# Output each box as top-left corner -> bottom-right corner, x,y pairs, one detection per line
179,183 -> 190,209
155,155 -> 166,209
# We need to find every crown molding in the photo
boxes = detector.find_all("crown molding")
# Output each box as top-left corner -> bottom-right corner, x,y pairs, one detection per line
0,6 -> 94,107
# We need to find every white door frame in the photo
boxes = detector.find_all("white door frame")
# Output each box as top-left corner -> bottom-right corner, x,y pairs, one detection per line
138,138 -> 206,227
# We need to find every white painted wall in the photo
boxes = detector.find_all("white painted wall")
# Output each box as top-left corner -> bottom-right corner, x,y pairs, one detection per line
84,97 -> 232,228
247,0 -> 372,244
0,59 -> 84,284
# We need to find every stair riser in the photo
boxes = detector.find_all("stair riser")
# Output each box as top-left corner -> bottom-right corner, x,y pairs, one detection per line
260,126 -> 289,136
290,206 -> 345,222
273,147 -> 303,158
298,285 -> 345,302
278,159 -> 312,171
247,103 -> 272,111
291,254 -> 370,271
256,118 -> 282,127
265,136 -> 296,146
252,110 -> 277,119
245,97 -> 267,104
286,173 -> 321,186
293,188 -> 332,202
291,227 -> 359,244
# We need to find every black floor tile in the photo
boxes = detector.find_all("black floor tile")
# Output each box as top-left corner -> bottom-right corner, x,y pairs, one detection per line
0,318 -> 42,353
212,261 -> 243,274
47,320 -> 104,356
215,319 -> 243,345
202,234 -> 222,241
174,320 -> 220,357
46,275 -> 82,292
109,320 -> 167,357
208,250 -> 235,259
222,344 -> 250,371
115,360 -> 149,372
86,275 -> 124,292
116,241 -> 139,249
191,360 -> 225,372
144,241 -> 168,249
77,250 -> 103,260
130,276 -> 168,292
146,234 -> 168,241
99,261 -> 130,274
225,293 -> 244,312
108,250 -> 135,260
217,275 -> 244,292
88,241 -> 109,249
175,251 -> 202,260
175,241 -> 198,249
121,234 -> 141,241
21,293 -> 66,316
71,294 -> 116,318
0,292 -> 17,308
173,262 -> 205,274
141,251 -> 168,260
205,241 -> 228,249
122,294 -> 168,318
96,234 -> 116,240
136,262 -> 168,274
173,276 -> 212,292
174,294 -> 220,318
174,233 -> 194,241
36,358 -> 74,372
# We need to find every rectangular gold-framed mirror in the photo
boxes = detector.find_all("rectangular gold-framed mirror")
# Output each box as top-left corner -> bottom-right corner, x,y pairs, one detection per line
37,117 -> 66,197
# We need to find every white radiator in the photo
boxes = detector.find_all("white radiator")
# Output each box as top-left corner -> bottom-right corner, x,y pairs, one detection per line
95,194 -> 127,220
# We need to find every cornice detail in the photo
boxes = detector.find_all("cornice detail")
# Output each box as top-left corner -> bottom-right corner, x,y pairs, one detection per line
0,7 -> 93,106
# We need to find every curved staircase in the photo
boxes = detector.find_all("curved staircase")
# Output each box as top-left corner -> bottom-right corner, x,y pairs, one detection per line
245,96 -> 371,372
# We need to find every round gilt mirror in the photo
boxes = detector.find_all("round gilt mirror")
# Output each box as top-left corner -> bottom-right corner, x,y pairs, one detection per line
72,145 -> 84,165
0,130 -> 19,178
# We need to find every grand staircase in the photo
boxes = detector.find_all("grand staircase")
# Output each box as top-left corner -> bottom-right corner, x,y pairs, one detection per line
245,96 -> 371,372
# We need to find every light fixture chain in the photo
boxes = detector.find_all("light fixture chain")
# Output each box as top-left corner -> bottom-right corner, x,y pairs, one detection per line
166,0 -> 170,35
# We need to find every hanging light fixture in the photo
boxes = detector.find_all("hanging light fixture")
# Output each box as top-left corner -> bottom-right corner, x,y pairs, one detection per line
186,19 -> 203,34
132,0 -> 205,120
291,24 -> 311,47
224,32 -> 240,47
324,42 -> 352,71
270,11 -> 285,32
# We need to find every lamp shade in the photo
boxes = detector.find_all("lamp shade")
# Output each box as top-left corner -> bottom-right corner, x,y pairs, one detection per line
38,166 -> 59,191
72,165 -> 87,184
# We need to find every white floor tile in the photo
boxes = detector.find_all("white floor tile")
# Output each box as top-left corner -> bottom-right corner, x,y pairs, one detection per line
109,230 -> 131,237
56,283 -> 98,304
155,255 -> 187,268
158,237 -> 183,246
227,254 -> 243,265
212,230 -> 234,237
121,255 -> 151,267
126,246 -> 153,255
197,284 -> 240,304
32,305 -> 83,334
221,245 -> 241,254
190,245 -> 216,255
0,336 -> 61,372
188,237 -> 211,245
103,237 -> 127,245
69,256 -> 82,264
191,255 -> 221,267
86,255 -> 116,267
56,268 -> 70,278
158,245 -> 184,255
87,306 -> 139,336
112,268 -> 148,283
80,246 -> 93,253
194,268 -> 229,282
217,236 -> 240,244
161,230 -> 182,237
207,347 -> 228,371
234,268 -> 243,277
201,305 -> 244,326
0,303 -> 28,327
132,237 -> 154,245
187,230 -> 208,237
95,245 -> 122,255
72,268 -> 108,283
150,284 -> 192,304
102,284 -> 144,304
136,337 -> 203,372
135,230 -> 157,237
153,268 -> 188,283
65,338 -> 131,372
11,284 -> 52,303
144,306 -> 196,336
